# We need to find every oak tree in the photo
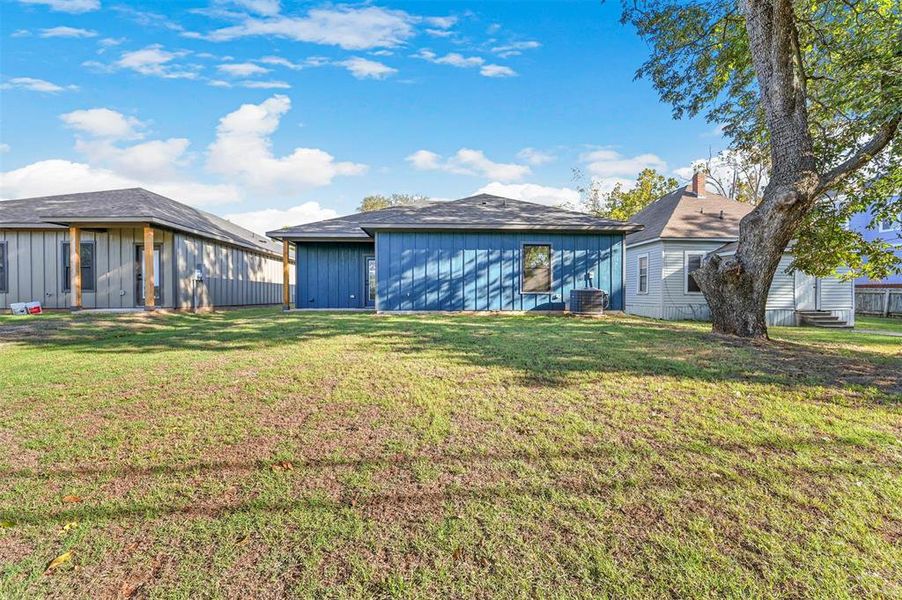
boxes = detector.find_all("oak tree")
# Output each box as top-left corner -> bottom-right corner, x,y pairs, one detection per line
623,0 -> 900,337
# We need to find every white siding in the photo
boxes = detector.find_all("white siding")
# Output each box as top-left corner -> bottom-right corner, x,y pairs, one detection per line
624,241 -> 663,318
659,240 -> 724,321
626,240 -> 855,327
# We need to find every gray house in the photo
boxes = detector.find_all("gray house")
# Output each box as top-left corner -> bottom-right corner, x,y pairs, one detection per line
624,172 -> 855,327
0,188 -> 294,311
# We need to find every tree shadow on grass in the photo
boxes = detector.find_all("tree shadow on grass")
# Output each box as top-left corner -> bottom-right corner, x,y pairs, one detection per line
1,310 -> 899,397
1,435 -> 895,527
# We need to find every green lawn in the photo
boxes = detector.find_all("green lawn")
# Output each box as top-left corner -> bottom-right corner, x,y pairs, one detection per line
0,310 -> 899,599
857,315 -> 902,334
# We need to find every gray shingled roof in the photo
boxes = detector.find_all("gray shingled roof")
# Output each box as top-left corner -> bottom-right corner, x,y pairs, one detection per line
625,185 -> 755,246
0,188 -> 284,257
268,194 -> 642,240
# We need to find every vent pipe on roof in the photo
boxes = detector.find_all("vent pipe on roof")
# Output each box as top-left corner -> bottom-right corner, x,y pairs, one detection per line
719,209 -> 724,219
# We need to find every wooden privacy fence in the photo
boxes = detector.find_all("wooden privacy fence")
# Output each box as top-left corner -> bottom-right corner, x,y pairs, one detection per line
855,289 -> 902,317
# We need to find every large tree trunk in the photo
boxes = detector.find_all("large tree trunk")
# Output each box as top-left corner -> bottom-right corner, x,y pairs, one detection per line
694,0 -> 818,338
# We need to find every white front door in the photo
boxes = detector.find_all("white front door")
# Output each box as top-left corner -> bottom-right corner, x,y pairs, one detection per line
796,271 -> 818,310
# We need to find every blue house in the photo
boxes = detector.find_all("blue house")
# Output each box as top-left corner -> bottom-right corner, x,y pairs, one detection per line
267,194 -> 640,312
848,207 -> 902,287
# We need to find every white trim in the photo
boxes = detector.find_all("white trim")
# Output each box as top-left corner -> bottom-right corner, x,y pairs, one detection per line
636,252 -> 649,295
520,242 -> 553,295
683,250 -> 706,295
626,236 -> 738,250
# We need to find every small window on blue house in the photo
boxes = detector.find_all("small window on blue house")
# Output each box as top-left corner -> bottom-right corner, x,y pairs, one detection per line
522,244 -> 552,293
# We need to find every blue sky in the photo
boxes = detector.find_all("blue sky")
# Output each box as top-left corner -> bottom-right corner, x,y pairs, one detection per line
0,0 -> 726,234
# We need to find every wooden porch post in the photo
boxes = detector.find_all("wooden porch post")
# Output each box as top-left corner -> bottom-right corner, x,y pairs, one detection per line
282,239 -> 291,310
69,226 -> 81,310
143,225 -> 155,310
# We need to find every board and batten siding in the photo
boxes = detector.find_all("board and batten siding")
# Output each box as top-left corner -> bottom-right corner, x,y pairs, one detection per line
624,241 -> 663,318
375,231 -> 624,312
0,227 -> 175,309
294,241 -> 373,309
173,233 -> 293,309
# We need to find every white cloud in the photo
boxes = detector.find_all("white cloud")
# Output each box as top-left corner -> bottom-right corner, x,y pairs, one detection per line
75,138 -> 191,179
414,49 -> 483,68
517,147 -> 555,166
217,62 -> 270,77
0,160 -> 240,206
239,80 -> 291,89
18,0 -> 99,13
115,45 -> 198,79
407,150 -> 442,170
204,6 -> 415,50
477,182 -> 580,208
206,94 -> 367,194
338,57 -> 396,79
491,41 -> 540,58
1,77 -> 77,93
580,149 -> 667,178
97,37 -> 125,52
0,144 -> 10,153
225,0 -> 280,16
39,26 -> 97,38
424,16 -> 457,29
12,29 -> 32,37
480,64 -> 517,78
425,29 -> 454,38
225,202 -> 338,236
60,108 -> 143,139
407,148 -> 530,182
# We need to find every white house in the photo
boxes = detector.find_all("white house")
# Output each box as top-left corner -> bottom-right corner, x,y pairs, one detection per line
624,172 -> 855,327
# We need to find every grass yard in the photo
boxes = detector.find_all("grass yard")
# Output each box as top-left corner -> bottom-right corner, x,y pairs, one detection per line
0,309 -> 899,599
856,315 -> 902,335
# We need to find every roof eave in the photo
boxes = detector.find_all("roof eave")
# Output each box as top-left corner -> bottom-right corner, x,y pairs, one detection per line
40,214 -> 281,258
360,223 -> 643,233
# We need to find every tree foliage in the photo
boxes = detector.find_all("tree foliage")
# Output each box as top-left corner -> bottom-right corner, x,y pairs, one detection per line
582,168 -> 678,220
358,193 -> 429,212
622,0 -> 901,280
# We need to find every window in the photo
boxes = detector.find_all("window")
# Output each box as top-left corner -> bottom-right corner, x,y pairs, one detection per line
637,253 -> 649,294
521,244 -> 552,293
685,251 -> 705,294
62,242 -> 95,292
0,242 -> 7,293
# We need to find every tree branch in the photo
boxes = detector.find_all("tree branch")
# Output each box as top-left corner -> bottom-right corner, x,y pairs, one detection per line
817,113 -> 901,194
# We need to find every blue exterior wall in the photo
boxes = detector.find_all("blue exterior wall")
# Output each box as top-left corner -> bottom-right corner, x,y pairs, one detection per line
375,231 -> 624,311
294,241 -> 373,309
849,207 -> 902,285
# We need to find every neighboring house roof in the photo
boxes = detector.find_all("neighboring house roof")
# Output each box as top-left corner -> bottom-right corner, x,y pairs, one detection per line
0,188 -> 284,257
625,185 -> 754,246
268,193 -> 642,240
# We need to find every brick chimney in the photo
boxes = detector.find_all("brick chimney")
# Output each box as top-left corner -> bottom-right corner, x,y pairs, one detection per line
691,170 -> 706,198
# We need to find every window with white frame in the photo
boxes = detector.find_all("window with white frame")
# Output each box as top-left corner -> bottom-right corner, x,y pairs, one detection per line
685,251 -> 705,294
637,253 -> 649,294
521,244 -> 552,293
